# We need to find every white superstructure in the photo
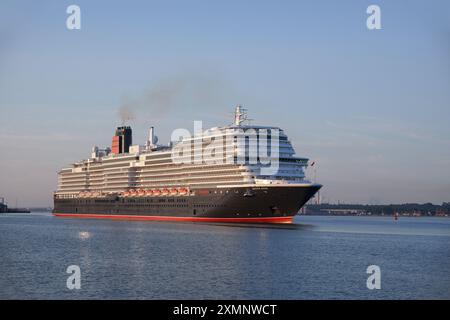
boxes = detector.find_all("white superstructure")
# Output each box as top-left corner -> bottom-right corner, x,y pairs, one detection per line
55,107 -> 310,199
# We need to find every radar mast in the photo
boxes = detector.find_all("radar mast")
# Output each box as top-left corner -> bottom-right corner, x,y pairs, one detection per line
234,105 -> 249,126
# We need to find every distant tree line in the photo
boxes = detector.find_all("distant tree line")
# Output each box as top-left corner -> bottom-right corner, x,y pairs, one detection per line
305,202 -> 450,216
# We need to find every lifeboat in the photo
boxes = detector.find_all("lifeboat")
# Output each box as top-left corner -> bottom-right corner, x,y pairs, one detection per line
178,187 -> 188,195
123,191 -> 130,197
85,192 -> 92,198
145,189 -> 153,196
129,189 -> 137,197
137,189 -> 146,196
170,188 -> 178,195
161,188 -> 169,196
153,189 -> 161,196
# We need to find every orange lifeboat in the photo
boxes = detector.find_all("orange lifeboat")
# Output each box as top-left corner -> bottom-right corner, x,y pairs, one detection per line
170,188 -> 178,195
123,190 -> 130,197
145,189 -> 153,196
85,192 -> 92,198
161,188 -> 169,196
137,189 -> 146,196
178,187 -> 188,195
153,189 -> 161,196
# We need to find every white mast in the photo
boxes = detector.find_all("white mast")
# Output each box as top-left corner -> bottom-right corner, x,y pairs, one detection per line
234,105 -> 248,126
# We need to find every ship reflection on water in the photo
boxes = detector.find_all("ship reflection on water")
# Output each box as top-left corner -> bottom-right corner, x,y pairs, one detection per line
197,221 -> 315,231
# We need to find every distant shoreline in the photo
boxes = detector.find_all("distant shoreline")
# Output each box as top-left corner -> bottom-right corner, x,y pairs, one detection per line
303,202 -> 450,218
299,213 -> 449,218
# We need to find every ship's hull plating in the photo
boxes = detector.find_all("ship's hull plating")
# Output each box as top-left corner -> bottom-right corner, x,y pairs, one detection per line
53,185 -> 321,224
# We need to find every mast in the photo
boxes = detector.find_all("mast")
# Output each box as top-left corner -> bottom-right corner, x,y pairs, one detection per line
234,105 -> 248,126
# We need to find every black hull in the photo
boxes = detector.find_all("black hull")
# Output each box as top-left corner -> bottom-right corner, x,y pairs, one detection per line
53,185 -> 321,224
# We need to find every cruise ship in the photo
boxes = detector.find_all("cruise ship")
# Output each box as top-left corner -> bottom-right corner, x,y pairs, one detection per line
53,107 -> 321,223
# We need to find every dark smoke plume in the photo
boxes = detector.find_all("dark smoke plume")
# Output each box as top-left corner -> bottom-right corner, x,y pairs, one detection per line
117,72 -> 233,123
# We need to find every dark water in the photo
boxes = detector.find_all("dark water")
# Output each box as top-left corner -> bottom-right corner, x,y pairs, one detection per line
0,213 -> 449,299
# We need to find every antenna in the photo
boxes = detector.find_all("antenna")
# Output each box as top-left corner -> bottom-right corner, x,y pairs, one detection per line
234,105 -> 252,126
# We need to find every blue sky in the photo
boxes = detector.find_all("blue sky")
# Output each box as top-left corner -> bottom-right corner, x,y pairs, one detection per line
0,0 -> 449,206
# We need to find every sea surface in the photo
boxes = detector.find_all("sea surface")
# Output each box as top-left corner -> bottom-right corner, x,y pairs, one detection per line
0,213 -> 449,299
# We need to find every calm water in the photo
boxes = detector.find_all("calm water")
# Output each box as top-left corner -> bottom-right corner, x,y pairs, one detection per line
0,213 -> 449,299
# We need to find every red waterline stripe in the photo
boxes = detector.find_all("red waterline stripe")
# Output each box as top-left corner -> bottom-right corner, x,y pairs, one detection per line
53,213 -> 294,224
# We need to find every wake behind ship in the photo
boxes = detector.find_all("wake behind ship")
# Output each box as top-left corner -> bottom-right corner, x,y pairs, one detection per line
53,107 -> 321,223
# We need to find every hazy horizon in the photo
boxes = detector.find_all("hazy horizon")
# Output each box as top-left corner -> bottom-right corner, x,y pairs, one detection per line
1,0 -> 449,207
